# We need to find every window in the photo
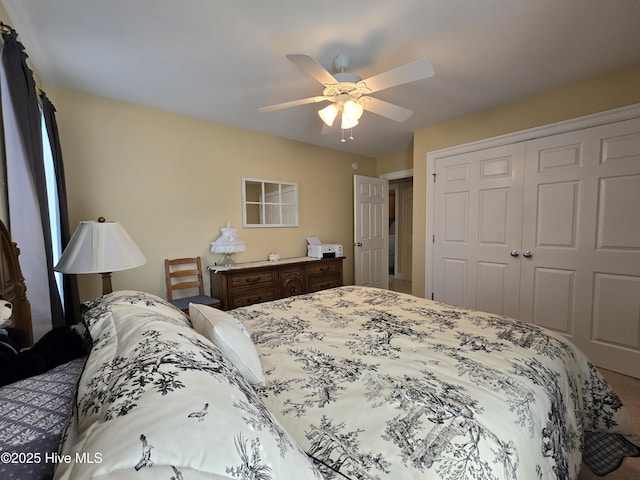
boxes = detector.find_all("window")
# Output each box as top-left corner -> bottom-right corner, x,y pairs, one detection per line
41,110 -> 64,302
242,177 -> 299,227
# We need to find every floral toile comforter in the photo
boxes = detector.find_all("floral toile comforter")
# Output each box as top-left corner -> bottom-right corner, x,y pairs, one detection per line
55,291 -> 322,480
232,286 -> 640,480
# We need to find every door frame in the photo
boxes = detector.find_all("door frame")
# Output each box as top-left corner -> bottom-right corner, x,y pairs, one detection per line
425,102 -> 640,299
389,183 -> 399,277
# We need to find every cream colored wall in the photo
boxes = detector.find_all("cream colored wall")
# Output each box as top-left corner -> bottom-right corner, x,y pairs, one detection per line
376,148 -> 413,175
411,64 -> 640,296
5,0 -> 639,303
45,86 -> 374,301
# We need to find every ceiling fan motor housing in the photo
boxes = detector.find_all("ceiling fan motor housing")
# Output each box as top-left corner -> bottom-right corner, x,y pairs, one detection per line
333,54 -> 351,71
333,72 -> 361,84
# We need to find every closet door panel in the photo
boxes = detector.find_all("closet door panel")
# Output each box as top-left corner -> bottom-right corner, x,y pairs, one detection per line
535,181 -> 579,248
597,175 -> 640,250
478,187 -> 509,244
476,261 -> 509,315
592,273 -> 640,349
442,258 -> 467,307
519,128 -> 598,337
433,144 -> 524,317
531,267 -> 575,334
521,118 -> 640,377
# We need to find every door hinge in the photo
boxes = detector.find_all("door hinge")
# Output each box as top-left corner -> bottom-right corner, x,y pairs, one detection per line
432,173 -> 436,182
432,234 -> 435,243
431,292 -> 434,300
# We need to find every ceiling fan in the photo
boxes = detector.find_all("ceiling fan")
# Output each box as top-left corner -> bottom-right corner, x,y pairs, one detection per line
259,53 -> 435,139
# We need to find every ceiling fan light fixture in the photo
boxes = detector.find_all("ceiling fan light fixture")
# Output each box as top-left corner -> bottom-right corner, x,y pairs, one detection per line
261,53 -> 433,142
343,100 -> 364,120
318,104 -> 339,126
341,115 -> 359,130
341,99 -> 363,129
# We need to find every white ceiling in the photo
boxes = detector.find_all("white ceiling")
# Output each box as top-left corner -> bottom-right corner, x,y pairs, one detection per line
3,0 -> 640,158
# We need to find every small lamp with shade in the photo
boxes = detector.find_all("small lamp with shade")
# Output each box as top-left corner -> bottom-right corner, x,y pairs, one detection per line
210,223 -> 246,266
55,217 -> 147,295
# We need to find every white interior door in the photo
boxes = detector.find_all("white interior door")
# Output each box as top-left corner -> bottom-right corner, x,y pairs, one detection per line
431,115 -> 640,378
354,175 -> 388,288
432,144 -> 525,318
519,118 -> 640,377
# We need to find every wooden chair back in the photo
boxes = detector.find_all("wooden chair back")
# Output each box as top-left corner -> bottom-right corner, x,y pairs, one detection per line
164,257 -> 205,301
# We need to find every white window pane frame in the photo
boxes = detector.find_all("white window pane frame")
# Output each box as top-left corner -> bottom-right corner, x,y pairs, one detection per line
242,177 -> 299,227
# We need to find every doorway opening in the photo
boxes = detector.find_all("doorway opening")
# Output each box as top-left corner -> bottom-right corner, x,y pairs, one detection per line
387,176 -> 412,295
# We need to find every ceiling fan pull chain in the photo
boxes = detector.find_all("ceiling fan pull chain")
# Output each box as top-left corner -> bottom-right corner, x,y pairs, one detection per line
341,129 -> 346,143
349,128 -> 354,140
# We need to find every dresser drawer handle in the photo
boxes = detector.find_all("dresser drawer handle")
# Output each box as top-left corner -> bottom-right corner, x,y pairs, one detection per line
245,277 -> 261,284
319,267 -> 330,272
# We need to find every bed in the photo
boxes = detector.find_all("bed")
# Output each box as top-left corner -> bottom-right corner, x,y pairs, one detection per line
234,287 -> 640,479
53,288 -> 639,480
1,218 -> 638,479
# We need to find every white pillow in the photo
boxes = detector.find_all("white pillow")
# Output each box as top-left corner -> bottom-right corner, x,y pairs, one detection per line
189,303 -> 265,386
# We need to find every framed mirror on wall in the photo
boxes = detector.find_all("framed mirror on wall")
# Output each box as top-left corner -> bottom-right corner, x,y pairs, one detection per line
242,177 -> 299,227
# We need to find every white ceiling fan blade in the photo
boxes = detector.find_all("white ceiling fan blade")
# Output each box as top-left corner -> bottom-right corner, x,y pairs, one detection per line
359,59 -> 434,93
258,96 -> 328,112
363,97 -> 414,122
286,53 -> 337,86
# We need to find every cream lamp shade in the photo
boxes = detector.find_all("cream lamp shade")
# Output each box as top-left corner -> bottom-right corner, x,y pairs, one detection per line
318,103 -> 340,127
55,217 -> 147,295
341,100 -> 363,129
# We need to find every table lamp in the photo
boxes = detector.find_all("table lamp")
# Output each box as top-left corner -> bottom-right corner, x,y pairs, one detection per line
55,217 -> 147,295
210,223 -> 246,266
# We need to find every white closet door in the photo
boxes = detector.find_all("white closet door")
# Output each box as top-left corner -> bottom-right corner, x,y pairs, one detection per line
432,143 -> 525,318
432,116 -> 640,377
518,127 -> 601,336
520,117 -> 640,377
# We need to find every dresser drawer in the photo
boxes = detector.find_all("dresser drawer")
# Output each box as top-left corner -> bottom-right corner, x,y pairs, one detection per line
308,261 -> 342,277
228,289 -> 277,309
227,270 -> 277,292
308,277 -> 342,293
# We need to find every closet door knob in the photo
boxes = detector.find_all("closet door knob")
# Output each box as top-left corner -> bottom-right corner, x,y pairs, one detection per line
523,251 -> 533,258
510,250 -> 520,257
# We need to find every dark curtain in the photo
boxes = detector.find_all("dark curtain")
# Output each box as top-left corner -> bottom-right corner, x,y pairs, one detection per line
41,93 -> 80,325
1,24 -> 65,327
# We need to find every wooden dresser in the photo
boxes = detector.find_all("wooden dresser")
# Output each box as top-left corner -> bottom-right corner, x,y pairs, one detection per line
209,256 -> 344,310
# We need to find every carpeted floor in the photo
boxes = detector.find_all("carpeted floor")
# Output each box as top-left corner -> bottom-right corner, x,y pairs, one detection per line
388,276 -> 412,294
577,369 -> 640,479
